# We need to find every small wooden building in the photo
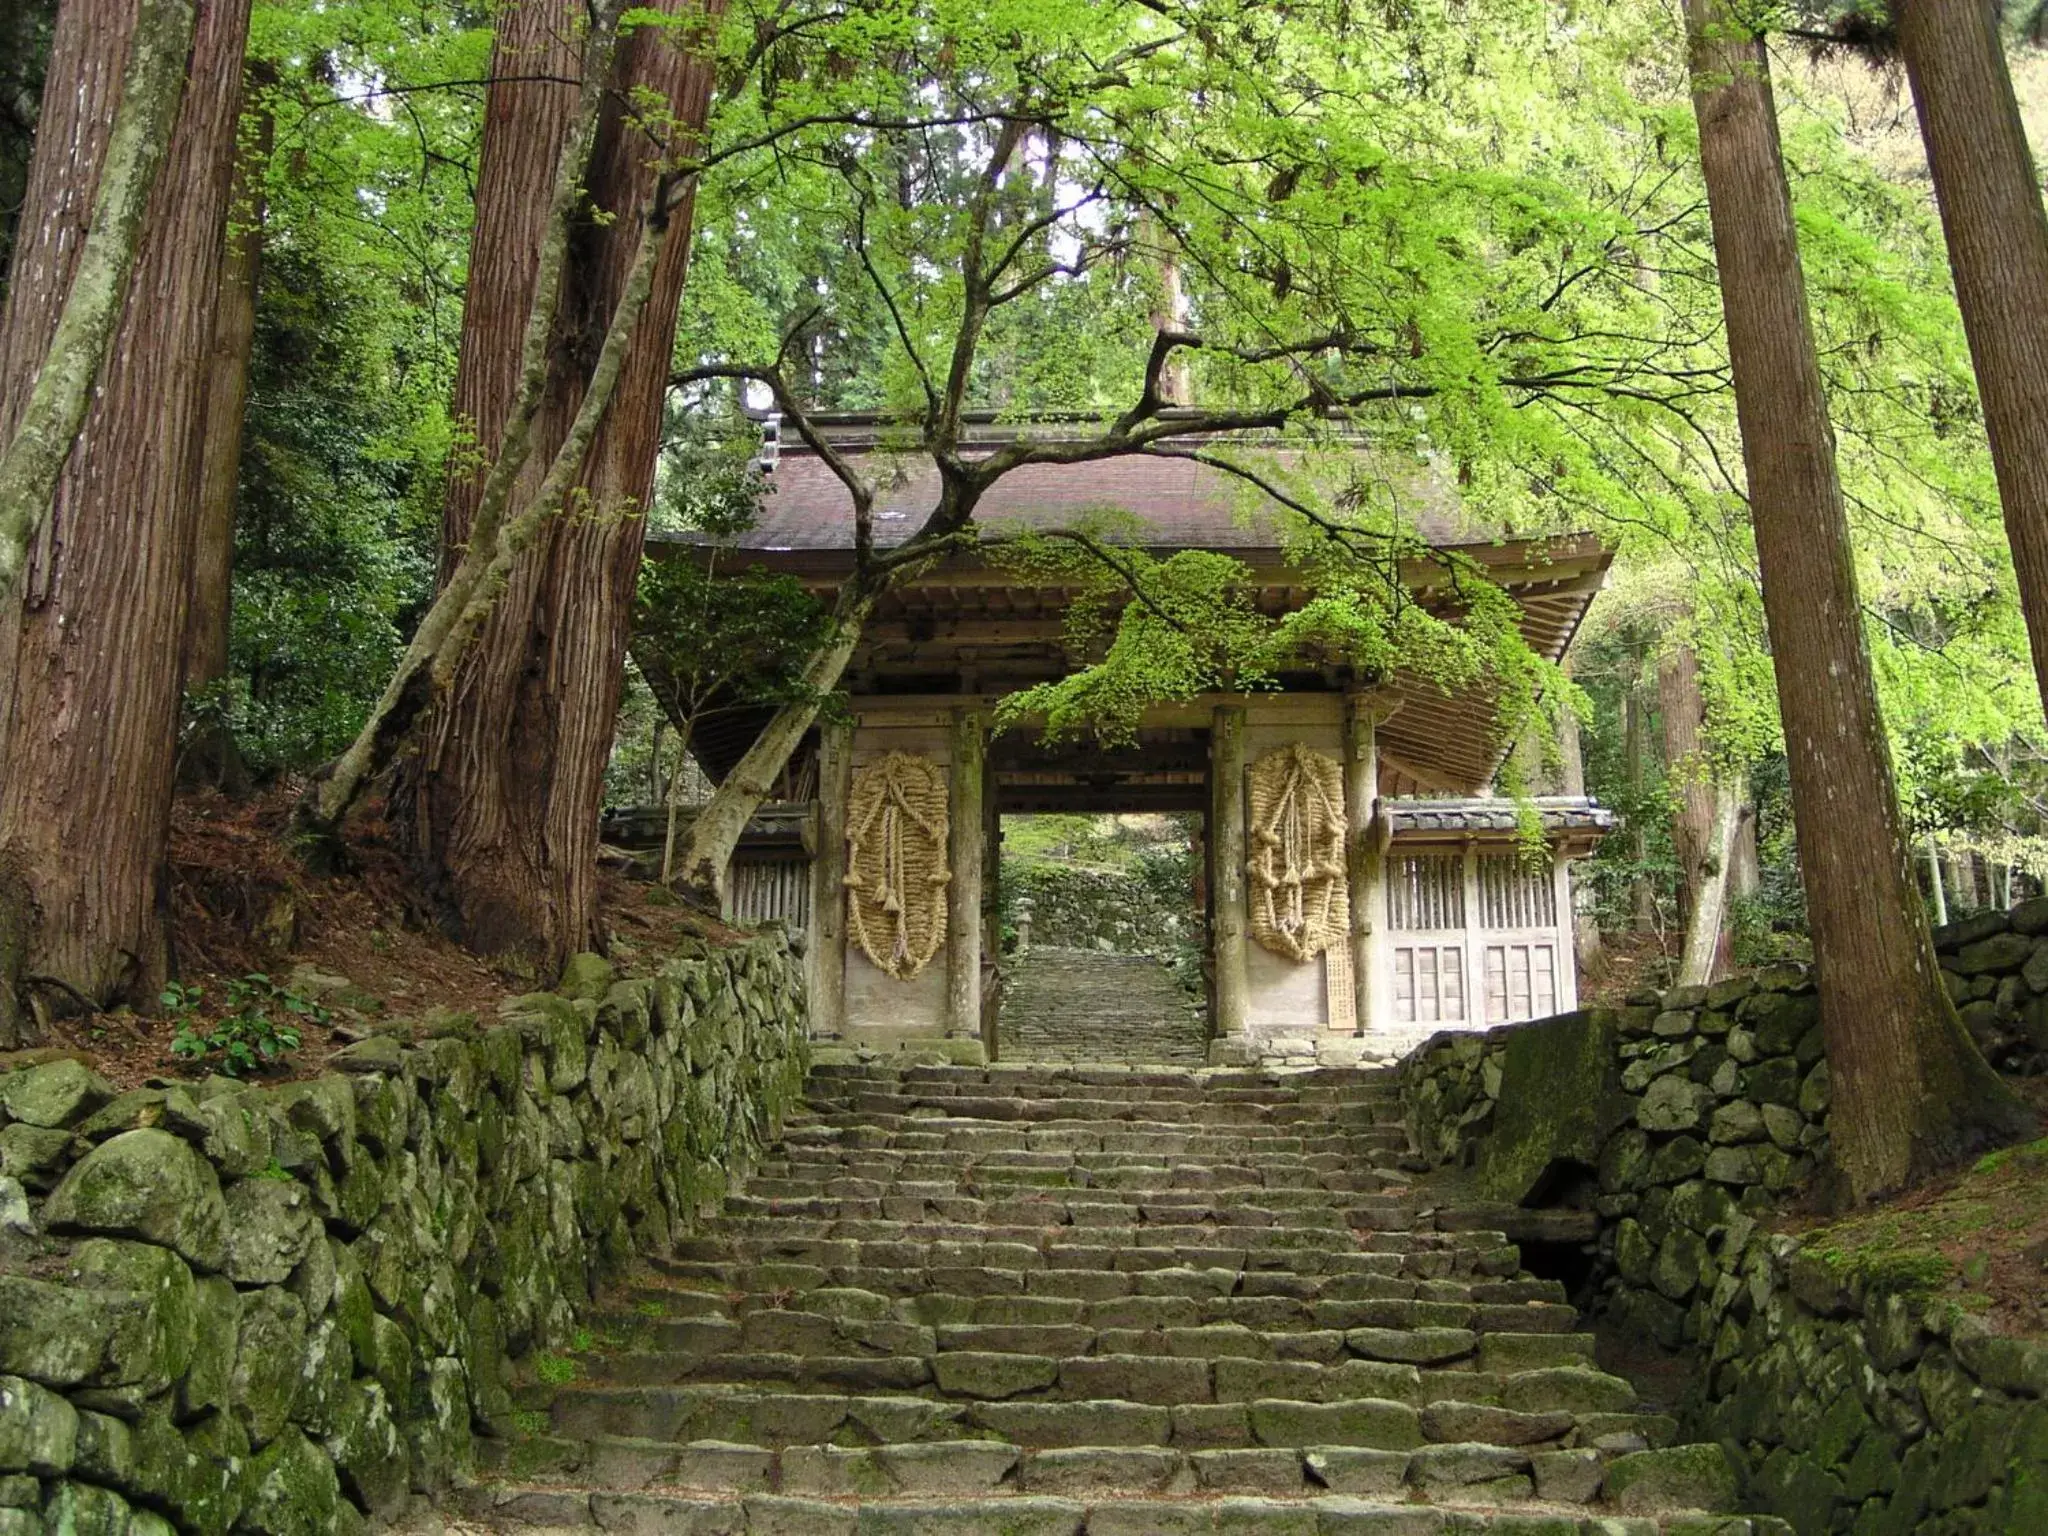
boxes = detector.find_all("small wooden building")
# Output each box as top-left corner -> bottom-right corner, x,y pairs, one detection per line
655,417 -> 1613,1064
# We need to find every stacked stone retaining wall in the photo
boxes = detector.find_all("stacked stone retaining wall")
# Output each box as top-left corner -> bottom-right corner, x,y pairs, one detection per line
1929,896 -> 2048,1075
1396,949 -> 2048,1533
1004,862 -> 1194,955
0,933 -> 807,1536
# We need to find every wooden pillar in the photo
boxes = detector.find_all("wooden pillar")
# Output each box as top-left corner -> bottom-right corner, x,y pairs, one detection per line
809,717 -> 852,1037
946,707 -> 986,1039
1343,695 -> 1382,1038
1461,838 -> 1485,1028
1210,704 -> 1250,1043
1552,848 -> 1580,1013
980,771 -> 1002,1060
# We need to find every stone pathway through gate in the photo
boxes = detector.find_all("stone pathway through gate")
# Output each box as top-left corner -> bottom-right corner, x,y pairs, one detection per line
998,947 -> 1209,1066
450,1060 -> 1762,1533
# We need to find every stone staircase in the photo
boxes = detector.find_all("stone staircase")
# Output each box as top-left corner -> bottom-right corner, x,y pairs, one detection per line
999,947 -> 1209,1066
457,1061 -> 1765,1534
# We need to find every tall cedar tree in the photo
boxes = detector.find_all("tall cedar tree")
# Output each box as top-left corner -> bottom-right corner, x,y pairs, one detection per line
1895,0 -> 2048,727
0,0 -> 250,1040
395,0 -> 722,971
1683,0 -> 2032,1197
180,62 -> 270,788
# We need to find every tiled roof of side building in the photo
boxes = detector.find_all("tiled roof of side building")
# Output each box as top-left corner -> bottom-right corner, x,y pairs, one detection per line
1384,797 -> 1617,834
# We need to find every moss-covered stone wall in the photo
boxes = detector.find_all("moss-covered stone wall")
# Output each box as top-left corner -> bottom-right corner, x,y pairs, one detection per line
1005,863 -> 1194,956
0,933 -> 807,1536
1929,896 -> 2048,1075
1397,959 -> 2048,1533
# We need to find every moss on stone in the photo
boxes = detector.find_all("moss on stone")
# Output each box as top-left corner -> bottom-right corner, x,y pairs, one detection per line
1474,1009 -> 1619,1203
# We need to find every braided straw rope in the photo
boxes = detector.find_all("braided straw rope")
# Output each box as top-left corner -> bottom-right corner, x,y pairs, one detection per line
1246,743 -> 1354,1022
844,751 -> 951,980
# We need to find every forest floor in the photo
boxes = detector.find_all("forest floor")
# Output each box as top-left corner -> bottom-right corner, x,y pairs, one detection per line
7,786 -> 734,1091
1783,1077 -> 2048,1338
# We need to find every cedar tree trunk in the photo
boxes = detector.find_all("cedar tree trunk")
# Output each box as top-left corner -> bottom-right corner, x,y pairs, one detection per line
0,0 -> 197,602
1658,641 -> 1734,973
1622,670 -> 1657,930
179,61 -> 270,788
1683,0 -> 2033,1198
400,0 -> 721,975
0,0 -> 249,1040
1676,776 -> 1742,988
1897,0 -> 2048,727
1554,651 -> 1604,981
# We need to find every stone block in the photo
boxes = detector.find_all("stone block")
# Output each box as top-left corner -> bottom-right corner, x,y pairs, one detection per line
1647,1135 -> 1706,1185
43,1128 -> 228,1270
1343,1328 -> 1475,1366
1952,930 -> 2033,975
1246,1398 -> 1421,1450
223,1176 -> 320,1286
1419,1401 -> 1571,1445
1604,1444 -> 1739,1514
1637,1077 -> 1711,1133
0,1060 -> 113,1129
1531,1447 -> 1603,1503
1499,1367 -> 1637,1414
930,1352 -> 1057,1400
1704,1146 -> 1761,1186
1708,1101 -> 1765,1146
1302,1446 -> 1406,1496
1021,1446 -> 1184,1494
0,1376 -> 76,1476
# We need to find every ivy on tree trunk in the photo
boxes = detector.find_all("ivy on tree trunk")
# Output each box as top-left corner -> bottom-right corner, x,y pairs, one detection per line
0,0 -> 251,1040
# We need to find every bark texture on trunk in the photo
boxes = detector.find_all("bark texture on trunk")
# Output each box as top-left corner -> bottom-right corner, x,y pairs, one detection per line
1553,654 -> 1605,981
179,61 -> 269,788
1622,673 -> 1657,930
0,0 -> 197,603
402,0 -> 720,975
1898,0 -> 2048,727
1684,0 -> 2033,1197
1658,644 -> 1714,922
0,0 -> 249,1032
1676,776 -> 1742,987
182,64 -> 267,691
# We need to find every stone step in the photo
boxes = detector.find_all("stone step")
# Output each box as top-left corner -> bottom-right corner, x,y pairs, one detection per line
547,1343 -> 1627,1410
475,1429 -> 1668,1503
796,1094 -> 1406,1128
724,1186 -> 1411,1219
458,1054 -> 1770,1536
720,1193 -> 1393,1226
534,1377 -> 1650,1448
646,1251 -> 1517,1304
780,1122 -> 1411,1156
761,1163 -> 1412,1192
583,1296 -> 1583,1360
806,1065 -> 1396,1091
767,1139 -> 1407,1167
618,1271 -> 1562,1327
671,1221 -> 1516,1261
802,1073 -> 1402,1096
675,1220 -> 1428,1259
455,1484 -> 1771,1535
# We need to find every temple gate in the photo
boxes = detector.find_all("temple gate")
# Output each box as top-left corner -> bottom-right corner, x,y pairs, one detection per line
652,416 -> 1614,1066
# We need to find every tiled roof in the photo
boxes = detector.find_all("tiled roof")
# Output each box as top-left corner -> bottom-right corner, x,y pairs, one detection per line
1384,797 -> 1616,835
711,437 -> 1477,553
